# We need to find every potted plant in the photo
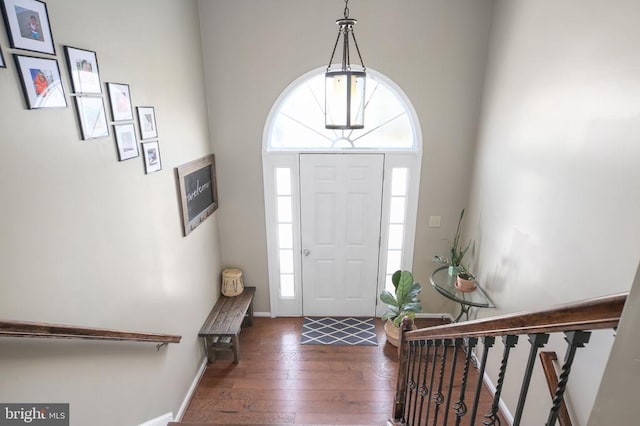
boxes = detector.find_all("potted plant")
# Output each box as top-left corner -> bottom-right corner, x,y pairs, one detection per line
456,271 -> 477,292
432,208 -> 471,276
380,270 -> 422,347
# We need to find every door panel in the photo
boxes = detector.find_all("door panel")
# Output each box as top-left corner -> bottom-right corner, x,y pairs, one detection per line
300,154 -> 384,316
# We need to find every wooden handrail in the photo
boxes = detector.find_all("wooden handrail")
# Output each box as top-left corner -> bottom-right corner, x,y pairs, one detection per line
404,292 -> 627,341
0,320 -> 181,344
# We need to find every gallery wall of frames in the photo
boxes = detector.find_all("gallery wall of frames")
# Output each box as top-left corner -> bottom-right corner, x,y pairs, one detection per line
1,0 -> 220,236
0,0 -> 162,174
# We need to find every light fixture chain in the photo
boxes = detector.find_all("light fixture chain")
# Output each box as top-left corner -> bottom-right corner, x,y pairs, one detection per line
325,0 -> 366,130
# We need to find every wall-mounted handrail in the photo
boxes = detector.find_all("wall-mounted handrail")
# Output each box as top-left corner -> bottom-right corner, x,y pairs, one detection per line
0,319 -> 181,344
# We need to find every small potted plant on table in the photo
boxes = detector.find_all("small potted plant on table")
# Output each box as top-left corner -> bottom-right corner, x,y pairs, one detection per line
380,270 -> 422,347
455,271 -> 477,292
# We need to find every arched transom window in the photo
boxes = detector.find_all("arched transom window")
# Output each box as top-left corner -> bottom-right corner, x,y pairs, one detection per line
267,69 -> 418,150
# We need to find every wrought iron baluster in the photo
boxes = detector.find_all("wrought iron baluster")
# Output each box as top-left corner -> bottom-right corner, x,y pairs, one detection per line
546,331 -> 591,426
401,341 -> 412,422
417,340 -> 434,425
483,335 -> 518,425
411,341 -> 425,426
540,351 -> 573,426
442,338 -> 462,425
431,339 -> 449,426
470,336 -> 495,424
424,339 -> 441,423
406,341 -> 419,424
395,337 -> 414,424
454,337 -> 478,425
513,333 -> 550,425
393,318 -> 416,423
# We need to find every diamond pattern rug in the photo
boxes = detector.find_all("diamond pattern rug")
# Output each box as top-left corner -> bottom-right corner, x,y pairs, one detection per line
300,317 -> 378,346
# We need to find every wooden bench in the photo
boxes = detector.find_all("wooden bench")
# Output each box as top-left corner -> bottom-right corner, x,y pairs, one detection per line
198,286 -> 255,363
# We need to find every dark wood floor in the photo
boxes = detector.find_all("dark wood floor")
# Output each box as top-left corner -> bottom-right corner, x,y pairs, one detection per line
179,317 -> 506,425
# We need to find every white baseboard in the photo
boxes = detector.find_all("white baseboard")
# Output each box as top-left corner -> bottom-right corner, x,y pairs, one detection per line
176,357 -> 208,421
255,312 -> 455,321
415,312 -> 455,322
138,412 -> 173,426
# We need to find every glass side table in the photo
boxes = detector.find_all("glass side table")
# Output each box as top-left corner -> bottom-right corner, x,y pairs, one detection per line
430,266 -> 496,322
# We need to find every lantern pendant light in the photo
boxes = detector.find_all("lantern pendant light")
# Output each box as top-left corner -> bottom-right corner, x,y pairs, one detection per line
325,0 -> 366,130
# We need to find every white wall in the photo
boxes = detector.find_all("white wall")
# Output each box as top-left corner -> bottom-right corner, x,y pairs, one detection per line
589,262 -> 640,424
468,0 -> 640,423
197,0 -> 493,314
0,1 -> 220,425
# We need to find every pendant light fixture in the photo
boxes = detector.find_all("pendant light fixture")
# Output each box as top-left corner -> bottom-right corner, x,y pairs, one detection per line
325,0 -> 366,130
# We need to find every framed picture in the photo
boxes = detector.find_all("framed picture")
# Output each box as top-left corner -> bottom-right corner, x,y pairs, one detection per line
106,82 -> 133,122
0,46 -> 6,68
14,54 -> 66,109
175,155 -> 218,236
142,140 -> 162,174
64,46 -> 101,94
114,123 -> 139,161
74,96 -> 109,140
137,106 -> 158,140
1,0 -> 55,55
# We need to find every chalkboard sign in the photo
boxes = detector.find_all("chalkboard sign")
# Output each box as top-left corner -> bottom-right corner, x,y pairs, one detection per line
175,154 -> 218,236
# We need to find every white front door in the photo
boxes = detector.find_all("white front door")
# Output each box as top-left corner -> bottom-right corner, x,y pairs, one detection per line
300,154 -> 384,316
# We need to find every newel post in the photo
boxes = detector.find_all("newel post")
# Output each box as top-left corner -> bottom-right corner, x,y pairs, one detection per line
390,317 -> 414,424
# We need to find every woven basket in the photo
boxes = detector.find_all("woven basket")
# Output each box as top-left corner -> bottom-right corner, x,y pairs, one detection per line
221,268 -> 244,297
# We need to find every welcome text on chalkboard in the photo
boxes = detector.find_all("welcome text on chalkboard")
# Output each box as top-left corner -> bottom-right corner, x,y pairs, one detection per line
176,154 -> 218,236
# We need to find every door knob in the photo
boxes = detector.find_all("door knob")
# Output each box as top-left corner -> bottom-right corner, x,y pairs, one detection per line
303,249 -> 311,256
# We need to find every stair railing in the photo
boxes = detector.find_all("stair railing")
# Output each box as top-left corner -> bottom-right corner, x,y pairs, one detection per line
390,292 -> 627,426
0,319 -> 181,349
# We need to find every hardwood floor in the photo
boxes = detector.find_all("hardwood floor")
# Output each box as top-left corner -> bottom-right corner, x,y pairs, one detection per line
179,317 -> 506,425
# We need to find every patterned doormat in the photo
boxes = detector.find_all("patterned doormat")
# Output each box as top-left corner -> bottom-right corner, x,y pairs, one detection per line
300,317 -> 378,346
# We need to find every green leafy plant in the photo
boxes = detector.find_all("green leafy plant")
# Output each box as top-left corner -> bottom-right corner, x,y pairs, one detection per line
432,208 -> 471,271
380,270 -> 422,326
